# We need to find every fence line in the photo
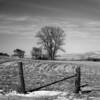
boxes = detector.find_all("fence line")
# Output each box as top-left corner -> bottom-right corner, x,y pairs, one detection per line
1,60 -> 100,94
18,62 -> 81,94
28,75 -> 76,92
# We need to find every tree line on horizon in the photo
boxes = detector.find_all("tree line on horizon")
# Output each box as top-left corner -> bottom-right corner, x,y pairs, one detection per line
0,26 -> 66,60
1,25 -> 100,61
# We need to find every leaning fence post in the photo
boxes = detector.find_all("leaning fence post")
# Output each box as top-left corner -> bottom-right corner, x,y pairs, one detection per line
74,66 -> 81,93
18,62 -> 26,94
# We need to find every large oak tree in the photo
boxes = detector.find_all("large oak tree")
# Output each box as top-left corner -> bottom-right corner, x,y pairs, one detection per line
36,26 -> 65,60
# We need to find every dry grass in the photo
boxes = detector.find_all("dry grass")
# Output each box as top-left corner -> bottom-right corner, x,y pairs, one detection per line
0,59 -> 75,92
0,59 -> 100,97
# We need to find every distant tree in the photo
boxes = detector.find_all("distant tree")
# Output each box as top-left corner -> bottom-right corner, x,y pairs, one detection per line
31,47 -> 42,59
13,49 -> 25,58
36,26 -> 66,60
87,57 -> 100,62
0,52 -> 9,57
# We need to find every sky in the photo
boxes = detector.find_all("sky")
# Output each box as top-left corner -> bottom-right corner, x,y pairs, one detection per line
0,0 -> 100,56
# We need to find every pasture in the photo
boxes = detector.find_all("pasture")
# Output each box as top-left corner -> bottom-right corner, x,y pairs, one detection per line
0,58 -> 100,99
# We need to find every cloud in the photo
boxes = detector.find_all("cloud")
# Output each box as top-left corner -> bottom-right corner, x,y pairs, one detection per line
0,15 -> 38,36
77,21 -> 100,39
6,16 -> 29,21
0,14 -> 100,40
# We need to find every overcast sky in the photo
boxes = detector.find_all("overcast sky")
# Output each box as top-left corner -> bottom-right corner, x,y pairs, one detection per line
0,0 -> 100,56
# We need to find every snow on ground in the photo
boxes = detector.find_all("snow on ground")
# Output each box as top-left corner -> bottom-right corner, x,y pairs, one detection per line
5,90 -> 65,97
0,90 -> 100,100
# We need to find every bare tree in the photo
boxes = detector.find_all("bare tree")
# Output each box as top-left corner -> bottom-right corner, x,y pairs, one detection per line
36,26 -> 66,60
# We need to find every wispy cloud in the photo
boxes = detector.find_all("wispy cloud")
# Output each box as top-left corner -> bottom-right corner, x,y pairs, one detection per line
1,14 -> 100,40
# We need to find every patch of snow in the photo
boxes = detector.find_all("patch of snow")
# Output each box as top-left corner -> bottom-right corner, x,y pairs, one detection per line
29,91 -> 63,97
4,90 -> 100,100
6,90 -> 64,97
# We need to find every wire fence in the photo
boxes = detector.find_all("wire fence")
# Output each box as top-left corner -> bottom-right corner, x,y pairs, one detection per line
0,60 -> 100,94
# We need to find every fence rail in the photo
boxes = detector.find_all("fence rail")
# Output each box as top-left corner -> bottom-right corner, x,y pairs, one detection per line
18,62 -> 81,94
1,60 -> 95,94
28,75 -> 76,92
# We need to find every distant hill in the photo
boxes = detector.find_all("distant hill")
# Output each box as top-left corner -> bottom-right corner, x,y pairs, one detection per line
56,51 -> 100,61
84,51 -> 100,57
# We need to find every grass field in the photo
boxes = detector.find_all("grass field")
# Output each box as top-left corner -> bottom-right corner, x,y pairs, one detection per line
0,60 -> 76,92
0,58 -> 100,99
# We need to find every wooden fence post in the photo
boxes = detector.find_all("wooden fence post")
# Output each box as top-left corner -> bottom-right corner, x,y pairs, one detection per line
18,62 -> 26,94
74,66 -> 81,93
